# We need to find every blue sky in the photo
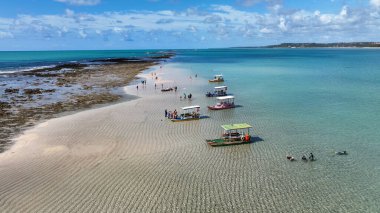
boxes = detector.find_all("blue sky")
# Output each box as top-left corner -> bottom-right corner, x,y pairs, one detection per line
0,0 -> 379,50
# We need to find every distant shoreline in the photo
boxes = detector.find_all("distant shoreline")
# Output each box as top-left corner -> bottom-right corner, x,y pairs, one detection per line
231,42 -> 380,49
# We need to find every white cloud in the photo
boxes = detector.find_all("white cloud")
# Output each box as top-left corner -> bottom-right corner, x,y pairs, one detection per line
269,4 -> 282,13
55,0 -> 101,6
0,31 -> 13,39
65,9 -> 75,17
156,19 -> 174,24
340,5 -> 349,17
237,0 -> 282,7
370,0 -> 380,8
78,29 -> 87,38
187,25 -> 198,33
112,27 -> 123,33
260,27 -> 273,33
203,15 -> 222,23
0,4 -> 379,47
237,0 -> 261,7
278,16 -> 287,31
319,14 -> 332,24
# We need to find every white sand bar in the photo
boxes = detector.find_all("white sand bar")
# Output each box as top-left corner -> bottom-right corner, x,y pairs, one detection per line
0,64 -> 306,212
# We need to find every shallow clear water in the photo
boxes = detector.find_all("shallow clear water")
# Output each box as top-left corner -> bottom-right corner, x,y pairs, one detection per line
171,48 -> 380,211
1,48 -> 379,211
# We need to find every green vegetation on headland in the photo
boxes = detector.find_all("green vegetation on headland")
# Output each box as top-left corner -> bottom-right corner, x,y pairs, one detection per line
264,42 -> 380,48
266,42 -> 380,48
232,42 -> 380,48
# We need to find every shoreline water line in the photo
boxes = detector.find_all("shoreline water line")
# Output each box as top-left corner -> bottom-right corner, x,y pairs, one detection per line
0,53 -> 174,153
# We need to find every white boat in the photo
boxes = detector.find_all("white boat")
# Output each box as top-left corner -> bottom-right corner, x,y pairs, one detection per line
170,105 -> 206,122
205,86 -> 228,97
208,96 -> 235,110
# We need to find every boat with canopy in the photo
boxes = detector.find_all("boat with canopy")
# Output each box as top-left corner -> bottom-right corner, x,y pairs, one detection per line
208,96 -> 235,110
208,74 -> 224,82
206,123 -> 253,146
205,86 -> 228,97
170,105 -> 206,122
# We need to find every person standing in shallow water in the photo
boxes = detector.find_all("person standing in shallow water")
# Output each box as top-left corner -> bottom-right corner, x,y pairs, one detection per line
165,109 -> 167,117
136,85 -> 138,90
309,153 -> 314,161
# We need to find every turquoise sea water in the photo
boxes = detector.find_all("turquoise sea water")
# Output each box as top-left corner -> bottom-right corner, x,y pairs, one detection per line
171,48 -> 380,211
1,48 -> 380,211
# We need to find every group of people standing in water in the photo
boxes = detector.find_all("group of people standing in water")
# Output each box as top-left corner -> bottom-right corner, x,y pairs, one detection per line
287,150 -> 348,162
180,93 -> 192,100
302,153 -> 314,161
287,153 -> 315,161
136,80 -> 147,90
165,109 -> 178,119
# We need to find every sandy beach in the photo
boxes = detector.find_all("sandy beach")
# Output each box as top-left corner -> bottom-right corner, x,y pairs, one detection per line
0,64 -> 262,212
0,64 -> 204,211
0,57 -> 167,153
0,62 -> 372,212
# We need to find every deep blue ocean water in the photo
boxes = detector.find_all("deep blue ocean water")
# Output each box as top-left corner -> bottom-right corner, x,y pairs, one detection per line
0,50 -> 165,73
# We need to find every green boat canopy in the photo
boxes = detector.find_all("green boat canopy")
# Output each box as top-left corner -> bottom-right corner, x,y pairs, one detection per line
221,123 -> 253,131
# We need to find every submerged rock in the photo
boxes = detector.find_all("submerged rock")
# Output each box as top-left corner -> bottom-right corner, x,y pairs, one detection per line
5,88 -> 19,93
24,88 -> 43,95
0,101 -> 11,109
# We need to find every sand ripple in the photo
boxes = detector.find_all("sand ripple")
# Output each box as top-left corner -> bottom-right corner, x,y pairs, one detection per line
0,64 -> 378,212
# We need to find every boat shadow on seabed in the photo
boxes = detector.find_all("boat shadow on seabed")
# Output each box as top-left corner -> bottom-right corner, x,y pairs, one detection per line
250,136 -> 264,143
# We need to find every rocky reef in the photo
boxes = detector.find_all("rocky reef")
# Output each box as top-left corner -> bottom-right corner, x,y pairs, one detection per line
0,54 -> 172,152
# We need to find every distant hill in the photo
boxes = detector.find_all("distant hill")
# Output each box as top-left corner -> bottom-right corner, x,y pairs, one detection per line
263,42 -> 380,48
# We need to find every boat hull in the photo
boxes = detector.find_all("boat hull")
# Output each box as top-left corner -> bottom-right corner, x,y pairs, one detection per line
208,79 -> 224,83
171,117 -> 200,122
205,93 -> 228,97
206,139 -> 250,146
207,105 -> 235,110
161,88 -> 173,92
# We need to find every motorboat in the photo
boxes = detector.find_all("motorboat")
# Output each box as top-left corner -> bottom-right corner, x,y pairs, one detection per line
161,87 -> 173,92
170,105 -> 206,122
205,86 -> 228,97
209,74 -> 224,82
208,96 -> 235,110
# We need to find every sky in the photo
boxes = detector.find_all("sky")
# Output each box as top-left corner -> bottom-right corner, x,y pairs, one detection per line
0,0 -> 380,50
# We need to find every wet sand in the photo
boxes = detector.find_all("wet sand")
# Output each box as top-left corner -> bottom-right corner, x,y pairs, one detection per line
0,64 -> 351,212
0,59 -> 161,152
